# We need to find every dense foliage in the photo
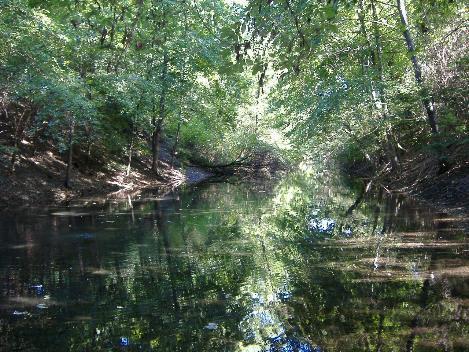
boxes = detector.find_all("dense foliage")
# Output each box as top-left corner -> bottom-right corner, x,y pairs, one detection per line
244,0 -> 467,170
0,0 -> 467,186
0,0 -> 277,185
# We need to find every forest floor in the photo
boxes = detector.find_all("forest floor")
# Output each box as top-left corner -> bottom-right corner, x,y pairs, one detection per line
0,140 -> 283,211
0,141 -> 213,211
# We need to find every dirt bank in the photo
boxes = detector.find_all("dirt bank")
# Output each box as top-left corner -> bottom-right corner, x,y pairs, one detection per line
0,142 -> 215,211
347,148 -> 468,229
0,138 -> 290,211
386,152 -> 468,217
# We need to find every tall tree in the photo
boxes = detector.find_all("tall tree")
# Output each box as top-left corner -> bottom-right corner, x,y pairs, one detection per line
397,0 -> 438,134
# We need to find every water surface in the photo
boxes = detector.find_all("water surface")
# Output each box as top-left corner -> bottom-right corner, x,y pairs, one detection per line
0,173 -> 467,351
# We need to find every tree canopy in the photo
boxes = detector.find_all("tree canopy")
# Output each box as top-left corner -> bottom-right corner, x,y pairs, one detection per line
0,0 -> 467,184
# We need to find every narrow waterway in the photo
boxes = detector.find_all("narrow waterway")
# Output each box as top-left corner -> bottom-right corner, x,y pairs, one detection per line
0,172 -> 467,351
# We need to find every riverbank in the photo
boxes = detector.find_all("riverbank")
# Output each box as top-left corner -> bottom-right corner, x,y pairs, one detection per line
0,142 -> 287,210
389,161 -> 468,218
346,148 -> 469,219
0,143 -> 215,210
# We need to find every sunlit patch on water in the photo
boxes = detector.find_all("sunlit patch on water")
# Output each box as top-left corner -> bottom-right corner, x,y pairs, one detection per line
71,315 -> 93,321
7,296 -> 60,307
266,336 -> 321,352
50,211 -> 91,217
87,267 -> 112,275
8,243 -> 35,250
308,217 -> 335,234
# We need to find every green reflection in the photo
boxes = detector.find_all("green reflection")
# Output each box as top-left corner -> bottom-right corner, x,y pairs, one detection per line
0,173 -> 467,351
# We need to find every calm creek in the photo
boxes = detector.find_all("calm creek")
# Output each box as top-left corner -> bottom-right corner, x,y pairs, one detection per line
0,171 -> 467,351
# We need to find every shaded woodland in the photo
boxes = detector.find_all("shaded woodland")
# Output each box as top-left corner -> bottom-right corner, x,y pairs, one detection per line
0,0 -> 467,206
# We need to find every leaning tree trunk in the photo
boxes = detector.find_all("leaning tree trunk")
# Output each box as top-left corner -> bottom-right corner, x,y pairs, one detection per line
397,0 -> 438,134
64,115 -> 75,188
358,0 -> 399,171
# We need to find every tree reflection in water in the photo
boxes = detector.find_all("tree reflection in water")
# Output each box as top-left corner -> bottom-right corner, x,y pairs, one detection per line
0,172 -> 467,351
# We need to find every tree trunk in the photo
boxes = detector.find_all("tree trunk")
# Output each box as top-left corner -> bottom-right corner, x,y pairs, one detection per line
155,123 -> 161,171
397,0 -> 438,134
358,0 -> 399,171
9,109 -> 18,174
152,119 -> 163,172
3,106 -> 16,174
151,113 -> 158,171
152,51 -> 169,173
64,116 -> 75,188
170,115 -> 181,170
84,123 -> 92,156
126,129 -> 134,177
7,108 -> 29,174
371,0 -> 384,83
10,140 -> 18,174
